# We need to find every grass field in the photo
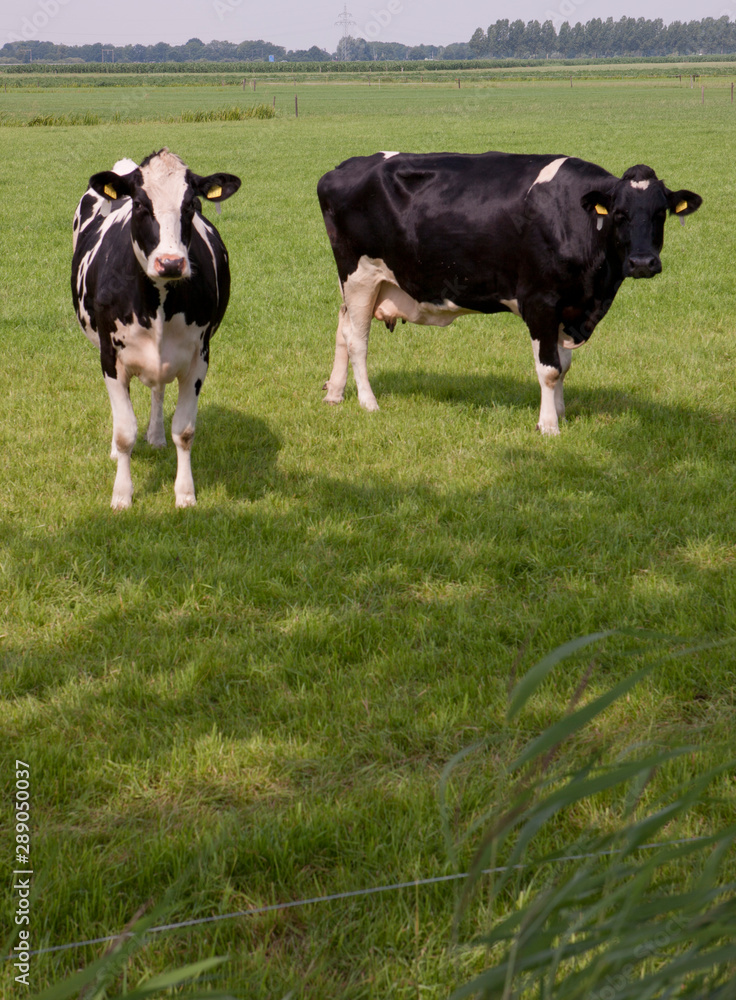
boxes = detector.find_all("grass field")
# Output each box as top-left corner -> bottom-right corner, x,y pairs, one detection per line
2,76 -> 736,996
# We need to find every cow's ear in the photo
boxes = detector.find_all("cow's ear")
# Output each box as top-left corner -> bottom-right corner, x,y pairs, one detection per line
88,169 -> 138,202
581,190 -> 612,217
191,172 -> 242,203
666,189 -> 702,217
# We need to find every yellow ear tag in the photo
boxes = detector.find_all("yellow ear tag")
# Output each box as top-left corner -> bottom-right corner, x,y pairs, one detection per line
594,204 -> 608,215
206,184 -> 222,200
675,200 -> 688,214
103,183 -> 117,200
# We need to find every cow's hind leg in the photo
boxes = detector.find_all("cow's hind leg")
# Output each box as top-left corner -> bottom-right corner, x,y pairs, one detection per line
341,274 -> 381,412
323,304 -> 350,404
171,355 -> 208,508
146,385 -> 166,448
104,373 -> 137,509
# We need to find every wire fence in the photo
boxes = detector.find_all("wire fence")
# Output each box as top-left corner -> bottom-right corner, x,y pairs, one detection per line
5,836 -> 707,960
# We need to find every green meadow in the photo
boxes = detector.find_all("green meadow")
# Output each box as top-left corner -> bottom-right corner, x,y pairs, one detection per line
1,75 -> 736,996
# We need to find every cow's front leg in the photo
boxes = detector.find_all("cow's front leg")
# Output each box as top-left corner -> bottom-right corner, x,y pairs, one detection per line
146,385 -> 166,447
104,372 -> 137,509
530,332 -> 572,436
323,304 -> 350,404
171,356 -> 207,508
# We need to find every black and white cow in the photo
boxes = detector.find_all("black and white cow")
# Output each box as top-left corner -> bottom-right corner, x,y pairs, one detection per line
72,149 -> 241,508
317,152 -> 701,433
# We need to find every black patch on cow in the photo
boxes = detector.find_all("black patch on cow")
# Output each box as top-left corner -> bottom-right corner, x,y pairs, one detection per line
200,329 -> 212,365
195,378 -> 202,396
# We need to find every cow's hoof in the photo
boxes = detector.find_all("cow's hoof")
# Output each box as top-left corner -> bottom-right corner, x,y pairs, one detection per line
323,392 -> 344,405
146,433 -> 166,449
111,493 -> 133,510
536,422 -> 560,436
176,493 -> 197,508
359,397 -> 380,413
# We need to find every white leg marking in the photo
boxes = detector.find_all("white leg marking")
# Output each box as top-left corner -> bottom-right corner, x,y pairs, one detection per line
344,303 -> 379,412
104,373 -> 137,509
147,385 -> 166,448
323,304 -> 350,404
340,259 -> 386,412
532,339 -> 563,436
171,358 -> 207,508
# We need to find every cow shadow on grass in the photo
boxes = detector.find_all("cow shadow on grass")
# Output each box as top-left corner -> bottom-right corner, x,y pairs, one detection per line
373,368 -> 641,422
7,376 -> 736,770
134,404 -> 282,503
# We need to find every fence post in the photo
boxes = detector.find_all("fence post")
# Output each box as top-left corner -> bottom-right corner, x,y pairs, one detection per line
295,93 -> 298,117
702,84 -> 704,105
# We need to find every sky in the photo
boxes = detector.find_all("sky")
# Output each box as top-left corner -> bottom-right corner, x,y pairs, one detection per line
2,0 -> 735,52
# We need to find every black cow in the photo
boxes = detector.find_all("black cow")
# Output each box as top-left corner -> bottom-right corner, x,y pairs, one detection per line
72,149 -> 241,508
317,151 -> 701,433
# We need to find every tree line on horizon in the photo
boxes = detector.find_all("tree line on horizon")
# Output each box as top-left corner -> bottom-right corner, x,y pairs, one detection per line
469,15 -> 736,59
2,15 -> 736,65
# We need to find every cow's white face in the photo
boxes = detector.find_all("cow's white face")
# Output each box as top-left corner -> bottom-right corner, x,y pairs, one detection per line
132,151 -> 192,279
87,148 -> 241,282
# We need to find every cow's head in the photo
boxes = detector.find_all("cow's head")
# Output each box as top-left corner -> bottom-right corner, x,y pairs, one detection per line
581,165 -> 701,279
88,149 -> 241,281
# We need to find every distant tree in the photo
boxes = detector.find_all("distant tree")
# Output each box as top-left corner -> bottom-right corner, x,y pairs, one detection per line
441,42 -> 473,59
570,22 -> 585,56
286,45 -> 331,61
371,41 -> 409,59
488,19 -> 510,58
507,19 -> 526,57
585,18 -> 605,57
469,27 -> 489,57
184,37 -> 205,59
556,21 -> 572,57
540,20 -> 557,56
347,37 -> 372,60
524,20 -> 542,57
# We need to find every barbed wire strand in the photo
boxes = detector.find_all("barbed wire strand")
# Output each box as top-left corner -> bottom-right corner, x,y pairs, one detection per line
7,837 -> 707,960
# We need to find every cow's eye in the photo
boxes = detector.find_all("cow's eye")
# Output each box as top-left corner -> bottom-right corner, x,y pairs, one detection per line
132,198 -> 148,213
613,209 -> 628,223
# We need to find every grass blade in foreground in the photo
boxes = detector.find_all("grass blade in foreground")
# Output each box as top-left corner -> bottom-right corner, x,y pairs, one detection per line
26,888 -> 235,1000
450,634 -> 736,1000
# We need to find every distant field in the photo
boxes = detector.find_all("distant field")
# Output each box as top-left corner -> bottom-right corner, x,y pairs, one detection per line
1,78 -> 735,997
2,72 -> 736,124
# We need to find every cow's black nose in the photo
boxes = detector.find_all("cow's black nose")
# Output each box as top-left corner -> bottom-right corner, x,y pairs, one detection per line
627,255 -> 662,278
154,255 -> 187,277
